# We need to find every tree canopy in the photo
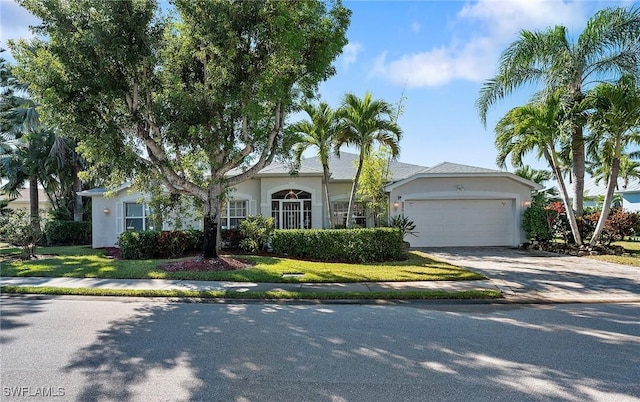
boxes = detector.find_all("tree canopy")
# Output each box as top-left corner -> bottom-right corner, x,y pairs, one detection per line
10,0 -> 351,257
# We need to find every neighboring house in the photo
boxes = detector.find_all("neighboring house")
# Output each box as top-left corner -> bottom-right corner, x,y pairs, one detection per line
566,176 -> 640,211
81,152 -> 540,248
1,186 -> 52,214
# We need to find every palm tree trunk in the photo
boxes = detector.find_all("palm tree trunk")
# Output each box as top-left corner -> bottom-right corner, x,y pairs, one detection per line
547,149 -> 583,245
571,126 -> 585,216
346,155 -> 364,229
589,137 -> 622,246
322,165 -> 334,228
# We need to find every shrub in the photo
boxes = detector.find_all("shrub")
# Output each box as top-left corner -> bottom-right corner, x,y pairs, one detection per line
584,208 -> 640,245
0,209 -> 44,257
239,215 -> 274,253
221,228 -> 244,249
118,231 -> 160,259
118,229 -> 203,259
271,227 -> 404,262
44,220 -> 92,245
389,215 -> 418,240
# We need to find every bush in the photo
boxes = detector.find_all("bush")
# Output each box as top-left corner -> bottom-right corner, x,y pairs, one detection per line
271,227 -> 404,262
583,208 -> 640,245
118,231 -> 160,259
239,215 -> 274,253
221,228 -> 244,249
0,209 -> 44,257
44,220 -> 92,245
118,229 -> 203,259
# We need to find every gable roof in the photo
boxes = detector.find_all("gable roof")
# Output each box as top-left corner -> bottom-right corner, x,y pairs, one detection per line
422,162 -> 499,175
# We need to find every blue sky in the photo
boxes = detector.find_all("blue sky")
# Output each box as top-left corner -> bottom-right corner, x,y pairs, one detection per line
1,0 -> 637,171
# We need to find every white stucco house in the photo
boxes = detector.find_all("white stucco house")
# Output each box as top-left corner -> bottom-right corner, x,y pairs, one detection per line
80,152 -> 540,249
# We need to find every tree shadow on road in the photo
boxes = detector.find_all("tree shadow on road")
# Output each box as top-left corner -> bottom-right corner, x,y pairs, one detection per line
59,299 -> 640,401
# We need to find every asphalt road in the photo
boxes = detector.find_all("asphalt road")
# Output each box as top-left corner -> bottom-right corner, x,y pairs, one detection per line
1,296 -> 639,402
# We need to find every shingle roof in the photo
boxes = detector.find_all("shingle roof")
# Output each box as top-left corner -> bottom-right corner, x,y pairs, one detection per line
423,162 -> 500,175
256,152 -> 427,181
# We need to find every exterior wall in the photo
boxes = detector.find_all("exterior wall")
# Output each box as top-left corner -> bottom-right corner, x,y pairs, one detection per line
622,193 -> 640,212
90,191 -> 150,248
259,176 -> 323,229
4,188 -> 52,214
388,176 -> 534,245
231,179 -> 260,215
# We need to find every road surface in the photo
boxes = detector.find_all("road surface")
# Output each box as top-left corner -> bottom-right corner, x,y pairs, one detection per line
1,296 -> 639,401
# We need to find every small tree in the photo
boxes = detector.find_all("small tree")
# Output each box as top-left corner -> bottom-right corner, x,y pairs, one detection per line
0,209 -> 44,258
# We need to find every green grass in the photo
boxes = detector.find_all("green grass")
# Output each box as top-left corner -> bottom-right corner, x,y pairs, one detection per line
0,246 -> 483,283
587,240 -> 640,268
0,285 -> 501,300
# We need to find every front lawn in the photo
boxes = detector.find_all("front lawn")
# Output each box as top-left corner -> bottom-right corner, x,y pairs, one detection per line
587,240 -> 640,268
0,245 -> 484,282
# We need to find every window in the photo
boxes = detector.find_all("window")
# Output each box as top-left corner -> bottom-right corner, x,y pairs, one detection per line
221,200 -> 247,229
271,189 -> 312,229
125,203 -> 153,231
331,201 -> 366,227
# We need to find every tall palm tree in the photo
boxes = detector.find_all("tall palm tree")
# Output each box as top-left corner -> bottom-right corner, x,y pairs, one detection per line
289,102 -> 338,228
335,92 -> 402,228
495,93 -> 583,244
584,75 -> 640,246
477,6 -> 640,216
513,165 -> 552,186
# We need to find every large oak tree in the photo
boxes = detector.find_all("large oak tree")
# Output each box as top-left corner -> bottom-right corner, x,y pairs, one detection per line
10,0 -> 350,257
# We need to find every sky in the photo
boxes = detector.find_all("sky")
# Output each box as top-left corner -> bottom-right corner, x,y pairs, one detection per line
1,0 -> 638,172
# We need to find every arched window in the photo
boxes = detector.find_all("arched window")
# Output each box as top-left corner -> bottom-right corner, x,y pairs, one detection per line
271,189 -> 312,229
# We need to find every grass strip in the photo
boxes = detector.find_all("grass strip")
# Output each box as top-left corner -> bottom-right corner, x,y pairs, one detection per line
1,285 -> 501,300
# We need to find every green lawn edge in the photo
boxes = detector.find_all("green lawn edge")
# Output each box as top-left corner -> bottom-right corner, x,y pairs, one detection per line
0,285 -> 502,300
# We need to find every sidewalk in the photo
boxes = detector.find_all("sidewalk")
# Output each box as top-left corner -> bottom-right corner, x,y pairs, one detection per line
0,276 -> 497,296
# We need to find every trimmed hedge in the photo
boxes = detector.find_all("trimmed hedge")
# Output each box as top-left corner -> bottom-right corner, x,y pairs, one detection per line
118,229 -> 203,259
271,227 -> 404,262
44,220 -> 92,245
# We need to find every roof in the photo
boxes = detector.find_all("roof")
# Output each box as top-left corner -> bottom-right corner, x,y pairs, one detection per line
78,183 -> 132,197
559,176 -> 640,198
257,152 -> 427,181
385,161 -> 541,192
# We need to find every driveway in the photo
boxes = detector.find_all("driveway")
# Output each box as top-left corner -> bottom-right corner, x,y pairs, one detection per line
419,247 -> 640,303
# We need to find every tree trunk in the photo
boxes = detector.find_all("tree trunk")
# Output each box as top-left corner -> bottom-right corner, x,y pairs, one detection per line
202,188 -> 222,258
29,176 -> 39,225
73,163 -> 83,222
345,155 -> 364,229
589,138 -> 622,246
571,126 -> 585,216
323,165 -> 333,228
548,150 -> 582,245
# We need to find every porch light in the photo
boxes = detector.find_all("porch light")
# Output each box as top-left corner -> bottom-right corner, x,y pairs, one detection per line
103,208 -> 110,214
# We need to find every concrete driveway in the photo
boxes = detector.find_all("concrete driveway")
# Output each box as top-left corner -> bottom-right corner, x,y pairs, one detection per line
419,247 -> 640,303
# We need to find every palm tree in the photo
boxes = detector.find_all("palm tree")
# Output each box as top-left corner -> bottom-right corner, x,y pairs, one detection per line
335,92 -> 402,228
584,75 -> 640,246
477,7 -> 640,216
495,93 -> 583,244
513,165 -> 552,186
289,102 -> 338,228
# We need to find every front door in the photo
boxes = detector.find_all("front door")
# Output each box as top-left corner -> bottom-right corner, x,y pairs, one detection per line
282,201 -> 302,229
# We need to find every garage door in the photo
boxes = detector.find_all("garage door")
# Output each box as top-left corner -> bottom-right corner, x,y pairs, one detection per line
405,199 -> 514,247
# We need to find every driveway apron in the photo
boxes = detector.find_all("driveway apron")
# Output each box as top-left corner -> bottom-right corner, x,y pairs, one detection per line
419,247 -> 640,303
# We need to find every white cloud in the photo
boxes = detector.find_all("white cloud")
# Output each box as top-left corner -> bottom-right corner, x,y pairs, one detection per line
0,1 -> 39,48
411,21 -> 421,34
341,41 -> 362,71
370,0 -> 595,88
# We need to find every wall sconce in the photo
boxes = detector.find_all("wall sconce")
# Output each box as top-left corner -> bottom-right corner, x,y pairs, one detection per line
456,185 -> 464,191
393,195 -> 401,210
523,201 -> 532,208
103,208 -> 110,214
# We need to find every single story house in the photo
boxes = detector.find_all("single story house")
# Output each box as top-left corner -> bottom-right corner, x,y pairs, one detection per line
80,152 -> 540,248
566,176 -> 640,211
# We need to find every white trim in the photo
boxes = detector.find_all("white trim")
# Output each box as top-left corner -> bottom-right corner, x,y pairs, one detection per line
385,172 -> 541,192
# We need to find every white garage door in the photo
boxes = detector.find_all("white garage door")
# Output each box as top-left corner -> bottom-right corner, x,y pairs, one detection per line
405,199 -> 515,247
